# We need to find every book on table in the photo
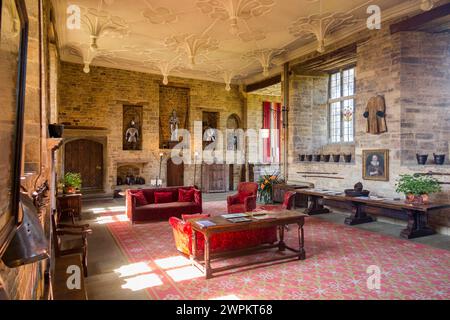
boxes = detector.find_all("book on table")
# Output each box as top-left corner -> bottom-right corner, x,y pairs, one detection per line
195,220 -> 216,228
252,215 -> 276,220
227,217 -> 252,223
221,213 -> 248,219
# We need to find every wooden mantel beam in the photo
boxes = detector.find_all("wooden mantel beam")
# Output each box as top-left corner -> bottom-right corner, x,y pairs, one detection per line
390,2 -> 450,34
244,75 -> 281,93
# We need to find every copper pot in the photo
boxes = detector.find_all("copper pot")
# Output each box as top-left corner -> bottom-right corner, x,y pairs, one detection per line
406,194 -> 429,205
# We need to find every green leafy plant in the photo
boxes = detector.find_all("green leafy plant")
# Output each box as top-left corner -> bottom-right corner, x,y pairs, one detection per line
257,172 -> 283,204
395,174 -> 442,196
63,172 -> 82,190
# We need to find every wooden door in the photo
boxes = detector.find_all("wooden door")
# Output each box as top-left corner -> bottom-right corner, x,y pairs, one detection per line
229,164 -> 234,191
65,139 -> 103,191
202,164 -> 228,193
167,159 -> 184,187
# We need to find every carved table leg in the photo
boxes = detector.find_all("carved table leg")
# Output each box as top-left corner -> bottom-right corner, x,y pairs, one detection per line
297,219 -> 306,260
191,231 -> 197,261
278,225 -> 286,251
345,202 -> 374,225
204,235 -> 212,279
400,209 -> 436,239
304,195 -> 330,215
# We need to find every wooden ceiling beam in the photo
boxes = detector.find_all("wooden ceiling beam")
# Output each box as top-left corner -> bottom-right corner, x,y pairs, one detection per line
244,75 -> 281,93
390,3 -> 450,34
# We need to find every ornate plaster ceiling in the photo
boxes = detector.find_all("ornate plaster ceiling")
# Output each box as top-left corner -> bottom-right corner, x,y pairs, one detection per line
52,0 -> 434,88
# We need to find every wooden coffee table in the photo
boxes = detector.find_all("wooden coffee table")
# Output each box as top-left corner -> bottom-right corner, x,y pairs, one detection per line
189,210 -> 308,279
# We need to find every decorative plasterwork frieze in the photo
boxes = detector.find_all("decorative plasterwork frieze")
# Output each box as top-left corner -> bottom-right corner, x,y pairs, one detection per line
165,34 -> 219,68
142,1 -> 178,24
420,0 -> 439,11
196,0 -> 275,35
243,48 -> 285,76
289,11 -> 358,53
238,30 -> 266,42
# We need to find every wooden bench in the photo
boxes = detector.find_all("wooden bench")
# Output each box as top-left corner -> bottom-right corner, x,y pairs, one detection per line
296,189 -> 450,239
52,254 -> 87,300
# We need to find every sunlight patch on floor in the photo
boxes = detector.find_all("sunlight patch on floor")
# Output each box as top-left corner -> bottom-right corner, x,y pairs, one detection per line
96,214 -> 129,224
166,265 -> 204,282
114,262 -> 152,278
121,273 -> 163,291
154,256 -> 191,270
90,206 -> 126,214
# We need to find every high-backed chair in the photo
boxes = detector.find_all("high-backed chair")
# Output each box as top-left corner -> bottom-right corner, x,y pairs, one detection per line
51,210 -> 92,277
227,182 -> 258,213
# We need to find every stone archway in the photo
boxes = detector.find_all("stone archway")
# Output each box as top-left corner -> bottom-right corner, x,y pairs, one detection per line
64,139 -> 104,191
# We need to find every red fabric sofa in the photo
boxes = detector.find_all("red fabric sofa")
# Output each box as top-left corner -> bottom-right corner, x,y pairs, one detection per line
126,186 -> 202,223
169,214 -> 278,256
227,182 -> 258,213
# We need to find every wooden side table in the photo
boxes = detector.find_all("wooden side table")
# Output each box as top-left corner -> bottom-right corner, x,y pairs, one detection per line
57,193 -> 82,222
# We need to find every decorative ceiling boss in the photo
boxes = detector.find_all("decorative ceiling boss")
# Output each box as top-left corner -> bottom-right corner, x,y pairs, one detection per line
289,11 -> 357,53
196,0 -> 275,35
165,34 -> 219,68
243,48 -> 285,76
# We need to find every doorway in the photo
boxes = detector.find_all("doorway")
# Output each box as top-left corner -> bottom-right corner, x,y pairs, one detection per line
64,139 -> 104,192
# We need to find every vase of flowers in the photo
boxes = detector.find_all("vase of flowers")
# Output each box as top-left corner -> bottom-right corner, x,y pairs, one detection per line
62,172 -> 82,194
395,174 -> 441,204
258,173 -> 282,204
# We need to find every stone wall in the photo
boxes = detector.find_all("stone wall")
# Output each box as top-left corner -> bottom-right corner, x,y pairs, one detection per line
58,62 -> 245,192
0,0 -> 55,300
287,24 -> 450,233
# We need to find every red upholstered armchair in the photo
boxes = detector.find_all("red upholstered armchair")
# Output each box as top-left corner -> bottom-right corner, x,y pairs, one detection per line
169,215 -> 278,256
227,182 -> 258,213
259,191 -> 297,211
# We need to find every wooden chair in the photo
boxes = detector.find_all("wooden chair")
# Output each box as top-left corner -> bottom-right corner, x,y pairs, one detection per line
51,210 -> 92,277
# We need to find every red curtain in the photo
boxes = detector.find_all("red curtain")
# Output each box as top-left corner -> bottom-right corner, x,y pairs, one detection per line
263,102 -> 272,163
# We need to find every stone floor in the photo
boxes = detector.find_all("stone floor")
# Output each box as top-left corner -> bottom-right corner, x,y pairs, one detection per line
80,193 -> 450,300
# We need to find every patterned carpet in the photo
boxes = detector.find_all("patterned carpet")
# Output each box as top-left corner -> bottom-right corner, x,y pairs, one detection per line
101,201 -> 450,300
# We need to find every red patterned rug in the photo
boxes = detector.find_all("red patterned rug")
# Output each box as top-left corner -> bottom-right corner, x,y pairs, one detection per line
99,201 -> 450,300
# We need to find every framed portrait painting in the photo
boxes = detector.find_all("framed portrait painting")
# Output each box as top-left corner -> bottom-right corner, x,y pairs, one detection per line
0,0 -> 28,257
363,149 -> 389,181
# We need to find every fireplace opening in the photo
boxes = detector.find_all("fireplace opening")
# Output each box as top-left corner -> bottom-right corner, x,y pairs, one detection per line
116,164 -> 146,186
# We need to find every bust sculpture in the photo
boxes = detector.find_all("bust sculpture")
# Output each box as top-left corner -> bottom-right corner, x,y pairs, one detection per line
169,110 -> 179,141
125,120 -> 139,150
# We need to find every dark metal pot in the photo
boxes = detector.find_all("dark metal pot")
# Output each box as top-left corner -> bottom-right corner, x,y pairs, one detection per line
416,154 -> 428,165
433,153 -> 445,165
48,123 -> 64,138
299,154 -> 305,162
343,154 -> 352,163
322,154 -> 331,162
306,154 -> 313,162
332,154 -> 341,162
313,154 -> 321,162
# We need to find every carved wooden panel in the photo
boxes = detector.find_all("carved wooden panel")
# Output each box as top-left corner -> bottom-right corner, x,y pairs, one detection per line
202,164 -> 228,193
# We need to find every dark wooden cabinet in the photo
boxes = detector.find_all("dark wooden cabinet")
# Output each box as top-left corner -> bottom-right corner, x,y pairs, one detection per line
201,164 -> 228,193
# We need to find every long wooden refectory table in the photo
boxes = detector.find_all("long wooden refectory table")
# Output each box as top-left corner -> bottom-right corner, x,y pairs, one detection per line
190,210 -> 308,279
296,189 -> 450,239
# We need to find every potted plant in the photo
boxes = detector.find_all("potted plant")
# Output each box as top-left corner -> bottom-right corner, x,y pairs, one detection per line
258,173 -> 282,204
62,172 -> 82,194
395,174 -> 442,204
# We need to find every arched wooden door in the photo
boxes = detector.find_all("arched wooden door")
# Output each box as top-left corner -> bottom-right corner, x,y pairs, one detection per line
167,158 -> 184,187
65,139 -> 103,191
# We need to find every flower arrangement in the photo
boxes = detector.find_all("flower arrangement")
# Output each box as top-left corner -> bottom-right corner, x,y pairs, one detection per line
395,174 -> 441,204
62,172 -> 82,194
257,172 -> 283,204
